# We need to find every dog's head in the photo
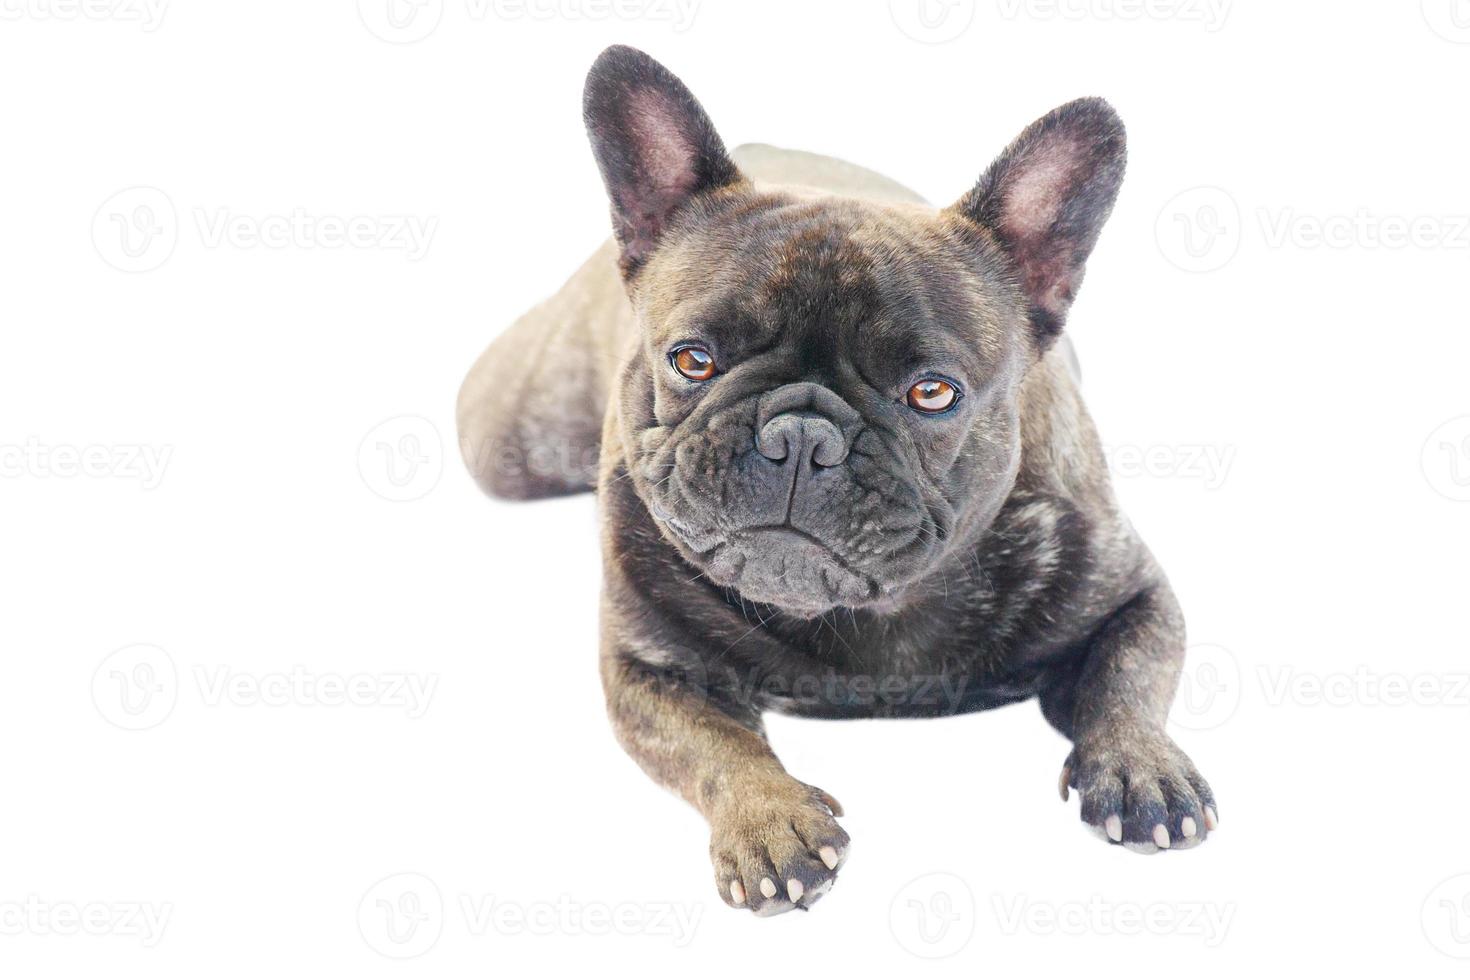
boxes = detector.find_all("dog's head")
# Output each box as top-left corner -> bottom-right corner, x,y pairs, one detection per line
585,46 -> 1125,617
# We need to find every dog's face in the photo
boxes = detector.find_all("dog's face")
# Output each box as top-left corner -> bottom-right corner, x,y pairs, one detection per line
584,46 -> 1125,616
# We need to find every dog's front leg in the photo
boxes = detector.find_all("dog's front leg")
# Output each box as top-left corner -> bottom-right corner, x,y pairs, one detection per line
600,650 -> 849,915
1054,581 -> 1220,851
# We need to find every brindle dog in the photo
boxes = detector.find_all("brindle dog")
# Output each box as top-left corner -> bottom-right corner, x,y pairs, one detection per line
457,45 -> 1218,916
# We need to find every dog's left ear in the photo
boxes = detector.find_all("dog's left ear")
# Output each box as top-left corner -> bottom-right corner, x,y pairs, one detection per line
583,45 -> 743,279
952,98 -> 1126,347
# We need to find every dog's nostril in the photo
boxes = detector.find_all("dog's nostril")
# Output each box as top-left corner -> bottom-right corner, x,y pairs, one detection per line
756,416 -> 797,463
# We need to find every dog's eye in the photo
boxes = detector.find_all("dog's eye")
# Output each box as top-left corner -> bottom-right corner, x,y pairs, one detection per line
906,378 -> 960,414
671,346 -> 717,381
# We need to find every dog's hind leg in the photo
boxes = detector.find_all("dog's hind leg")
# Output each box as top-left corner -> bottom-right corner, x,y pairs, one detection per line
456,240 -> 628,500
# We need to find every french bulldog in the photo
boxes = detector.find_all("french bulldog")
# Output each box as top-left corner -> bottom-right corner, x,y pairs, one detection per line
457,45 -> 1218,916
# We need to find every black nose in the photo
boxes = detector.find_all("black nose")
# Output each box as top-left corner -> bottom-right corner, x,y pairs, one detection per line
758,413 -> 847,467
755,382 -> 862,468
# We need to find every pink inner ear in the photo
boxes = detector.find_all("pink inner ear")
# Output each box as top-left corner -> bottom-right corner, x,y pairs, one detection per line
1000,136 -> 1084,240
624,87 -> 699,201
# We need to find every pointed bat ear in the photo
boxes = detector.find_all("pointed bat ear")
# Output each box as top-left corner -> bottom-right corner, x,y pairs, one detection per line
582,45 -> 743,279
952,98 -> 1126,347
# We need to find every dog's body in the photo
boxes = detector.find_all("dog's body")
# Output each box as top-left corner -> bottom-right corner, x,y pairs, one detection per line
459,47 -> 1218,916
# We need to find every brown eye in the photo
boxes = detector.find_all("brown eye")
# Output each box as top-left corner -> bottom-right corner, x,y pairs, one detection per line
906,378 -> 960,414
672,346 -> 716,381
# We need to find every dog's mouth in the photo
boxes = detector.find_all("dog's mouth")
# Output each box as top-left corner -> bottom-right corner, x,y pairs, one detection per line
649,506 -> 877,614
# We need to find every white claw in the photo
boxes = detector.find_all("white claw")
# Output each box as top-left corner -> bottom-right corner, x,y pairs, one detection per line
1153,824 -> 1171,849
787,879 -> 804,903
1203,806 -> 1219,831
819,846 -> 840,870
1105,815 -> 1123,842
730,880 -> 746,905
759,877 -> 777,899
1181,816 -> 1198,839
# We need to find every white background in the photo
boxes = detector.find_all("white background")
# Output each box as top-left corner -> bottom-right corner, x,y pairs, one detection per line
3,0 -> 1469,974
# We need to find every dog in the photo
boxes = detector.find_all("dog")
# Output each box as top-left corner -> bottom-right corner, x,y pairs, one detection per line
457,45 -> 1218,916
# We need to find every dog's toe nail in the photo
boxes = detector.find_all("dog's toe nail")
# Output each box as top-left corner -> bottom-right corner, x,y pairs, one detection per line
759,877 -> 777,899
730,879 -> 745,905
1181,816 -> 1197,839
1153,824 -> 1171,849
1105,815 -> 1122,842
787,879 -> 804,902
819,846 -> 839,870
1203,806 -> 1219,831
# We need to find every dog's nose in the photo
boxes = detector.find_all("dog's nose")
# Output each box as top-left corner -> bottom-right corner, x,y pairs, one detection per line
755,382 -> 863,468
758,413 -> 847,467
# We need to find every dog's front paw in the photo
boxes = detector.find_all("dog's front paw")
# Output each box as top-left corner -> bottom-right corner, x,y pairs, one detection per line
1061,732 -> 1218,852
709,780 -> 850,916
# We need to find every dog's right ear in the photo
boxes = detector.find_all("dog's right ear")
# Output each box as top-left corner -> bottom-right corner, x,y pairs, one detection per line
583,45 -> 743,279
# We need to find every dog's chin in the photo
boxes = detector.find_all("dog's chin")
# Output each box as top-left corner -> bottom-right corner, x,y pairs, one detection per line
696,527 -> 877,617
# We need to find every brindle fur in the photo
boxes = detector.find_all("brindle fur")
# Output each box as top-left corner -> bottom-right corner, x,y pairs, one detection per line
458,46 -> 1218,916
